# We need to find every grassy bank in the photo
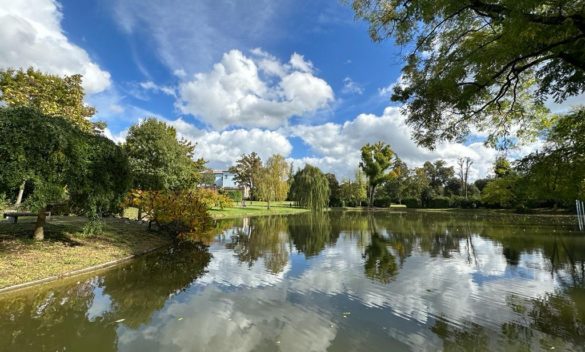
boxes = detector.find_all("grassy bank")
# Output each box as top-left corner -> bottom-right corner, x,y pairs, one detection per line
0,216 -> 170,289
209,201 -> 308,219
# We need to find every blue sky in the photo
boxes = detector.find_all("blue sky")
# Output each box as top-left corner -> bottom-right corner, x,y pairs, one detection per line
0,0 -> 556,179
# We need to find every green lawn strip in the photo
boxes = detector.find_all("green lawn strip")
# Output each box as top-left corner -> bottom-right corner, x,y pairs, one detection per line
0,217 -> 170,289
209,201 -> 308,219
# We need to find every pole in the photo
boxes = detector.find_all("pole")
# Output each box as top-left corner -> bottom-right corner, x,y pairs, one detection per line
577,200 -> 581,231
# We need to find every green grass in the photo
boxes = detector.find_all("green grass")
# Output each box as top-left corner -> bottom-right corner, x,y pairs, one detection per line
209,201 -> 308,219
0,216 -> 170,289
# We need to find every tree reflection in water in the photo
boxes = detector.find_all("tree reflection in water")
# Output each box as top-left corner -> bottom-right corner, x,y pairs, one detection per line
0,243 -> 211,351
226,216 -> 290,274
1,210 -> 584,351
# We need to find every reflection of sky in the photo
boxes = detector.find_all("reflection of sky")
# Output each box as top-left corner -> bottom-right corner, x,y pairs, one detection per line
113,228 -> 569,351
86,282 -> 113,322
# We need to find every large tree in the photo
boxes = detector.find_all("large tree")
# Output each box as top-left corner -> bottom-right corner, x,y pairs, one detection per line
228,152 -> 263,202
422,160 -> 455,193
0,68 -> 101,205
256,154 -> 290,209
124,118 -> 205,192
0,68 -> 98,132
290,165 -> 331,211
360,142 -> 397,207
352,0 -> 585,147
0,107 -> 130,240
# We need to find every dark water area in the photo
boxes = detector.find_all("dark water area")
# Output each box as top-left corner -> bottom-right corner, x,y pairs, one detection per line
1,210 -> 585,351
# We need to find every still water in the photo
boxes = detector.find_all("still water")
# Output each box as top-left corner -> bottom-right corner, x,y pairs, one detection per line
1,211 -> 585,351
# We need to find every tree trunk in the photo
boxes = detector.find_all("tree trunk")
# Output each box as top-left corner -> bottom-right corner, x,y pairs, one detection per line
267,199 -> 271,210
369,185 -> 376,208
15,181 -> 26,206
33,207 -> 47,241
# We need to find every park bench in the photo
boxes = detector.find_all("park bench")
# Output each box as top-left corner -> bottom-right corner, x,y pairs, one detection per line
3,211 -> 51,223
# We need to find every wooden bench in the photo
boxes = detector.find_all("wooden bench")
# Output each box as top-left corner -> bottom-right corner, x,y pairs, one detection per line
3,212 -> 51,224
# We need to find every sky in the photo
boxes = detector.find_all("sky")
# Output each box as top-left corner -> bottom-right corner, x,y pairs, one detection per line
1,0 -> 576,180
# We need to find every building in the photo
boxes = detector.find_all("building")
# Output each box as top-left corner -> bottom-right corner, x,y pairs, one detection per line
200,170 -> 249,198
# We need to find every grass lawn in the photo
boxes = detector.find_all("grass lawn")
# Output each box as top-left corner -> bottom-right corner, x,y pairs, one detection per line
209,201 -> 308,219
0,216 -> 170,290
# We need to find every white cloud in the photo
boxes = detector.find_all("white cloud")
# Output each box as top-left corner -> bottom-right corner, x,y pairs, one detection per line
0,0 -> 111,94
289,107 -> 539,180
342,77 -> 364,95
177,50 -> 334,129
167,118 -> 293,169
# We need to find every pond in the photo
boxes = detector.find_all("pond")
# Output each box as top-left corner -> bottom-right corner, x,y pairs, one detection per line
1,211 -> 585,351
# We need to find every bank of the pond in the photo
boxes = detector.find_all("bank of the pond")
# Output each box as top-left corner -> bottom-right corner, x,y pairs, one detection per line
0,204 -> 308,292
0,216 -> 170,290
210,201 -> 308,219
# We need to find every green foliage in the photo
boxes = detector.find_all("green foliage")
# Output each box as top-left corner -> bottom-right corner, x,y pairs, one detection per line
360,142 -> 397,207
403,197 -> 421,208
125,189 -> 215,243
482,177 -> 519,208
0,107 -> 131,238
423,160 -> 455,193
124,118 -> 205,191
517,108 -> 585,206
0,67 -> 98,132
224,190 -> 243,202
352,0 -> 582,147
290,164 -> 331,211
0,194 -> 8,212
325,173 -> 342,207
339,170 -> 368,206
229,152 -> 262,199
428,196 -> 452,209
494,157 -> 513,178
256,155 -> 290,208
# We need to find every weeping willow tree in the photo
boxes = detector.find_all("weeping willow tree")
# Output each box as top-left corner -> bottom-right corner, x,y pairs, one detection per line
289,165 -> 330,211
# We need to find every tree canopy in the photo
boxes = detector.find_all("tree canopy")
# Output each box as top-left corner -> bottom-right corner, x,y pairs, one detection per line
228,152 -> 262,200
0,68 -> 98,132
124,118 -> 205,191
352,0 -> 585,147
290,164 -> 331,211
360,142 -> 397,207
0,107 -> 130,239
256,154 -> 290,209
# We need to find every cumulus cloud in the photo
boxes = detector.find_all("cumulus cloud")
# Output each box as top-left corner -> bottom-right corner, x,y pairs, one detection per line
289,107 -> 540,180
177,49 -> 334,129
166,118 -> 293,169
0,0 -> 111,94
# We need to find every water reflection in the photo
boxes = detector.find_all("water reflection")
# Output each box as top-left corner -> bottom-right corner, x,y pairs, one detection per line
1,211 -> 585,351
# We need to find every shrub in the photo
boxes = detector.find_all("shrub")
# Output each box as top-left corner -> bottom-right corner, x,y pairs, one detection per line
123,189 -> 216,243
225,190 -> 242,202
0,194 -> 8,212
373,197 -> 392,208
403,198 -> 421,208
451,196 -> 481,208
428,196 -> 451,208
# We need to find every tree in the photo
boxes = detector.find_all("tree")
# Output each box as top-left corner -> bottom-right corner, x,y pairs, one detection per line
325,173 -> 341,207
0,68 -> 101,206
256,154 -> 289,209
124,118 -> 204,192
229,152 -> 262,202
494,156 -> 513,178
352,0 -> 584,147
290,165 -> 331,211
0,68 -> 98,132
516,108 -> 585,206
423,160 -> 455,194
360,142 -> 397,207
0,107 -> 130,240
482,176 -> 519,208
383,159 -> 409,204
457,157 -> 473,199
